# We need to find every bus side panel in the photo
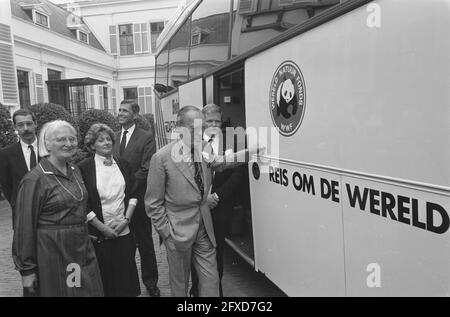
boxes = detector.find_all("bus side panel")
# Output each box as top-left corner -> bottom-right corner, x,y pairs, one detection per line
342,177 -> 450,296
160,91 -> 179,138
245,0 -> 450,296
250,160 -> 346,296
245,0 -> 450,187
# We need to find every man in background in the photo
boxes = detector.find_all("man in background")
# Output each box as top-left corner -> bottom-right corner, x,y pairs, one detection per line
113,100 -> 160,297
0,109 -> 39,228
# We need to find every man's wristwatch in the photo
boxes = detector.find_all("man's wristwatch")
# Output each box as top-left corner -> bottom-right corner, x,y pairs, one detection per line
124,217 -> 130,224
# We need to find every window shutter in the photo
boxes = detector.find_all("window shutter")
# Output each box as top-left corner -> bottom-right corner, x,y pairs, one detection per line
238,0 -> 257,14
98,86 -> 104,109
133,24 -> 142,54
0,23 -> 18,104
0,71 -> 3,103
112,88 -> 117,113
138,87 -> 145,110
144,87 -> 152,114
34,73 -> 44,103
85,87 -> 91,109
89,86 -> 95,107
138,87 -> 153,114
141,23 -> 149,53
109,25 -> 118,55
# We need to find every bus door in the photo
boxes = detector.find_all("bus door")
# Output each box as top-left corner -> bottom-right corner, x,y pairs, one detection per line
213,67 -> 255,267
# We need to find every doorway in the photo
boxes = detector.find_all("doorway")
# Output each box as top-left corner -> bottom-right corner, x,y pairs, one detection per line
215,68 -> 254,266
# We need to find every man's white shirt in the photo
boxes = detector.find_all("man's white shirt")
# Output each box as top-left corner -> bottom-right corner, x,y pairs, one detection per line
20,139 -> 38,171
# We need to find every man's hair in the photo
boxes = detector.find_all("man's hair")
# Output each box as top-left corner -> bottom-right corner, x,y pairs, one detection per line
12,109 -> 37,125
202,104 -> 222,117
176,105 -> 202,127
120,99 -> 140,114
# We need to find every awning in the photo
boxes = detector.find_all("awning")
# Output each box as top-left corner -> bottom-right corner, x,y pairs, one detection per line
46,77 -> 107,87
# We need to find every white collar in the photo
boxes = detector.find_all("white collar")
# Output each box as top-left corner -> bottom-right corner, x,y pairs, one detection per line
121,124 -> 135,136
20,138 -> 37,150
94,153 -> 115,165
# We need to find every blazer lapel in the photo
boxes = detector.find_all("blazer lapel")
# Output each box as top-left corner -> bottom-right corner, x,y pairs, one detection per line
174,160 -> 198,191
124,128 -> 138,155
113,131 -> 121,157
202,158 -> 211,199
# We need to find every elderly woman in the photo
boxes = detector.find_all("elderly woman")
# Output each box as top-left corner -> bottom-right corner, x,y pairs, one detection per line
12,120 -> 104,297
78,123 -> 140,297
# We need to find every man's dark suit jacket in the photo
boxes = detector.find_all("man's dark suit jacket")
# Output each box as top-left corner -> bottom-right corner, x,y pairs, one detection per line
0,142 -> 30,210
113,127 -> 156,207
78,156 -> 138,240
210,131 -> 245,223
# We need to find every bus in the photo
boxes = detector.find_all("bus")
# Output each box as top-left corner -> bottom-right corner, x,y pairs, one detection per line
152,0 -> 450,296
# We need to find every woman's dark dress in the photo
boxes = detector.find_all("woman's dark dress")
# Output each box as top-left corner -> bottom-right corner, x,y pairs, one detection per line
12,158 -> 104,297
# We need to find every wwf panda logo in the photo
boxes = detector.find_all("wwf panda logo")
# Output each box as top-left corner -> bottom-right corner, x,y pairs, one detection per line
269,61 -> 305,136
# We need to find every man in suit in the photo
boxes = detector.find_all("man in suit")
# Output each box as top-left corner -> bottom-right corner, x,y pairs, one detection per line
189,104 -> 245,297
113,100 -> 160,297
0,109 -> 39,228
145,105 -> 261,297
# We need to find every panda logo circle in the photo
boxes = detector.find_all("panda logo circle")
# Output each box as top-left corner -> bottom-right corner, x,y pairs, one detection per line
269,61 -> 306,137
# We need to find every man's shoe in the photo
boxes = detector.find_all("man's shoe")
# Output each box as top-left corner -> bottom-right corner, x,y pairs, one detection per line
147,286 -> 160,297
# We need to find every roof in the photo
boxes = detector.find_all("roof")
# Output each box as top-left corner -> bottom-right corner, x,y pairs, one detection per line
46,77 -> 107,86
10,0 -> 106,51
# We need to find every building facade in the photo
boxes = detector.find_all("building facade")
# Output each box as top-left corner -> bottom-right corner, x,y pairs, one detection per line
0,0 -> 180,115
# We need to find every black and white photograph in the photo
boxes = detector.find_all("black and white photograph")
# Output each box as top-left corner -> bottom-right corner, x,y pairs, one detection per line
0,0 -> 449,300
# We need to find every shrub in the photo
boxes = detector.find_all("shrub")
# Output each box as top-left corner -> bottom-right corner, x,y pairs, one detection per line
77,109 -> 120,146
142,113 -> 156,137
73,109 -> 120,164
0,103 -> 17,149
135,114 -> 151,132
29,103 -> 77,136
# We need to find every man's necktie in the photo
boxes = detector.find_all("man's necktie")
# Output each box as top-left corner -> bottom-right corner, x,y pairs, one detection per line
192,151 -> 204,198
119,130 -> 128,156
29,145 -> 36,170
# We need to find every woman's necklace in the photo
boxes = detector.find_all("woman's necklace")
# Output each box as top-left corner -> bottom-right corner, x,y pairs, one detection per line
54,173 -> 84,201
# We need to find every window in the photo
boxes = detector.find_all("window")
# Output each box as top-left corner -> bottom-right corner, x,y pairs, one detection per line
17,70 -> 31,108
47,69 -> 61,81
123,87 -> 138,101
47,69 -> 63,107
34,11 -> 49,28
103,86 -> 109,111
78,30 -> 89,44
191,32 -> 201,46
150,22 -> 165,53
138,87 -> 153,114
119,24 -> 134,55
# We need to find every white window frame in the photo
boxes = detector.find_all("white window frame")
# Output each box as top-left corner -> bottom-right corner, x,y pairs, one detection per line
191,32 -> 202,46
77,30 -> 89,44
32,9 -> 50,28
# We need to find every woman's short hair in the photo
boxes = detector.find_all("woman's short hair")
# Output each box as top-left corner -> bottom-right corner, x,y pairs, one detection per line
38,120 -> 77,157
84,123 -> 116,152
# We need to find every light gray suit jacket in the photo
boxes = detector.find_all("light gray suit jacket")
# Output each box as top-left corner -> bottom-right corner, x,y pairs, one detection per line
145,140 -> 246,250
